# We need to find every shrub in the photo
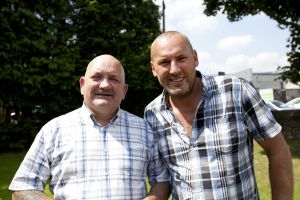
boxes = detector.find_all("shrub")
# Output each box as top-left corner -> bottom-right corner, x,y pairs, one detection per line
0,117 -> 42,152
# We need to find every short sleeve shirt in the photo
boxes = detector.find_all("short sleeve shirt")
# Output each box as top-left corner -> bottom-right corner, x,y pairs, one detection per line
9,105 -> 169,200
144,72 -> 281,200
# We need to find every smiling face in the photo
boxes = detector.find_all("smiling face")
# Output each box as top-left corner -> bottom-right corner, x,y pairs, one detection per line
80,55 -> 128,119
151,32 -> 199,97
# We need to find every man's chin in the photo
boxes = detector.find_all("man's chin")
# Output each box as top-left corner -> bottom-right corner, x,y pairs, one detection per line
92,99 -> 111,106
166,88 -> 186,96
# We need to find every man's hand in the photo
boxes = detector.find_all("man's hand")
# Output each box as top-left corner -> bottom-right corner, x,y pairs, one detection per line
144,182 -> 171,200
12,190 -> 53,200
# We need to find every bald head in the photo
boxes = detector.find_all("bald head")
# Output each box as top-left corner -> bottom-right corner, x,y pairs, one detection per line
149,31 -> 199,97
151,31 -> 194,61
85,54 -> 125,83
80,54 -> 128,125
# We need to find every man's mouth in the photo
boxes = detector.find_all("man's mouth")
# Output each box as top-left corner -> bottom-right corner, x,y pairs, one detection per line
95,93 -> 113,97
169,76 -> 184,82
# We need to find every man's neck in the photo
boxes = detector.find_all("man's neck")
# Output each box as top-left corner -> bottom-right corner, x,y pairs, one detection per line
169,78 -> 203,137
169,78 -> 203,113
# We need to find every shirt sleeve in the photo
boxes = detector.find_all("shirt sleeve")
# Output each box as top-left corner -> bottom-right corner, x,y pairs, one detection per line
9,127 -> 51,192
145,122 -> 170,185
241,79 -> 282,141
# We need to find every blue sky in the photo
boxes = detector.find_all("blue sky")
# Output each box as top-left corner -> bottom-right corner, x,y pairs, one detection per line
154,0 -> 290,75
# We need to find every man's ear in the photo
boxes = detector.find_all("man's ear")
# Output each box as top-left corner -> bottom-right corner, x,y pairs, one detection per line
151,62 -> 157,77
122,84 -> 129,100
79,77 -> 85,95
193,50 -> 199,68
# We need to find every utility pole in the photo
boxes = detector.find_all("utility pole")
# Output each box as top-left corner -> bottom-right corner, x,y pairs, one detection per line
162,0 -> 165,32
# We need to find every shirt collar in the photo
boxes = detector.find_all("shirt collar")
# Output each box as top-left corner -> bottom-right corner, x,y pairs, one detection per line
81,103 -> 120,127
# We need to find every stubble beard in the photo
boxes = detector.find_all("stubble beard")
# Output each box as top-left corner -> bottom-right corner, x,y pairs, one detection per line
166,85 -> 190,97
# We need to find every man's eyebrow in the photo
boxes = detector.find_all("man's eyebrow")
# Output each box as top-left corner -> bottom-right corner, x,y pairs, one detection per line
109,74 -> 122,80
90,72 -> 101,77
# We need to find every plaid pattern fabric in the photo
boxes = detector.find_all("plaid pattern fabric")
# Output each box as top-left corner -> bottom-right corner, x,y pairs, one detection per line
9,105 -> 169,200
144,71 -> 281,200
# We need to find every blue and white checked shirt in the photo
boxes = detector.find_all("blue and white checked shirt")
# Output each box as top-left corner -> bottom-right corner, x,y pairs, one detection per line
9,104 -> 169,200
144,71 -> 281,200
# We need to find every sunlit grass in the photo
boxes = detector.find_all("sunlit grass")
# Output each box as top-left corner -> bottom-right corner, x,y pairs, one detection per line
254,140 -> 300,200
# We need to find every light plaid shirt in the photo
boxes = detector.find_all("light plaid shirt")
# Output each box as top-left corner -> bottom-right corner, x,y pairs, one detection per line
9,104 -> 169,200
144,71 -> 281,200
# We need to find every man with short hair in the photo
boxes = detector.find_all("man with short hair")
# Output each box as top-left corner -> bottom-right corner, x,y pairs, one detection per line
10,54 -> 170,200
145,31 -> 293,199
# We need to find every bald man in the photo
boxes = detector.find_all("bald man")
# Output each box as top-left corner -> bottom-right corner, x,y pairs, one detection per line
144,31 -> 293,199
10,55 -> 170,200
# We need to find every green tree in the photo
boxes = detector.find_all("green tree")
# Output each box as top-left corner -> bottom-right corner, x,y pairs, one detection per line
0,0 -> 82,150
202,0 -> 300,84
71,0 -> 162,116
0,0 -> 81,119
72,0 -> 161,89
0,0 -> 162,150
0,0 -> 161,118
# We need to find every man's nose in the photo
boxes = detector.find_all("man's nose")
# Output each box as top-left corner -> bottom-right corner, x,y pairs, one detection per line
99,79 -> 111,88
170,61 -> 180,74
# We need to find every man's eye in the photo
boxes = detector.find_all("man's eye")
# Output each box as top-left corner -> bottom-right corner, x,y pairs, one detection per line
110,78 -> 121,83
178,57 -> 186,62
91,76 -> 101,81
158,61 -> 170,66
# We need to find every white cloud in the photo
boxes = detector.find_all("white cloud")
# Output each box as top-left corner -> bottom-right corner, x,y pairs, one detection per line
197,51 -> 211,63
154,0 -> 289,75
250,52 -> 288,71
217,35 -> 254,51
163,0 -> 218,34
196,51 -> 223,75
222,52 -> 288,73
178,15 -> 218,33
196,52 -> 288,75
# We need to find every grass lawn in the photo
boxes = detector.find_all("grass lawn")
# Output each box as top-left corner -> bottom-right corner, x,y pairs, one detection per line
0,152 -> 26,200
1,140 -> 299,200
254,139 -> 300,199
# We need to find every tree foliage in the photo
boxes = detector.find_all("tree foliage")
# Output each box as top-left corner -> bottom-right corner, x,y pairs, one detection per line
202,0 -> 300,84
0,0 -> 161,122
0,0 -> 162,150
72,0 -> 161,89
0,0 -> 80,118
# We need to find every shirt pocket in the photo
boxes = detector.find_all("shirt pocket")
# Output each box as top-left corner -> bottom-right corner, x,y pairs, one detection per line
214,114 -> 240,154
110,146 -> 149,178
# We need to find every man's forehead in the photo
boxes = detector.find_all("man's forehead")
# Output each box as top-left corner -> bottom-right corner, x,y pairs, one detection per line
90,64 -> 120,74
152,38 -> 190,57
156,34 -> 181,45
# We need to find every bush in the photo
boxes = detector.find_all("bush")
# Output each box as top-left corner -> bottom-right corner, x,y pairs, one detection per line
0,117 -> 42,152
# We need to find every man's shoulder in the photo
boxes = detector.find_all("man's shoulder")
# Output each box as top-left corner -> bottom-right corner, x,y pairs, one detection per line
204,74 -> 249,91
119,109 -> 143,120
118,109 -> 152,130
205,74 -> 242,84
34,107 -> 83,140
43,107 -> 82,128
145,93 -> 164,111
55,107 -> 81,119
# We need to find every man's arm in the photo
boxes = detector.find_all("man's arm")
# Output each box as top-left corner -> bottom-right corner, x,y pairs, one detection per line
143,182 -> 171,200
12,190 -> 53,200
257,133 -> 293,200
